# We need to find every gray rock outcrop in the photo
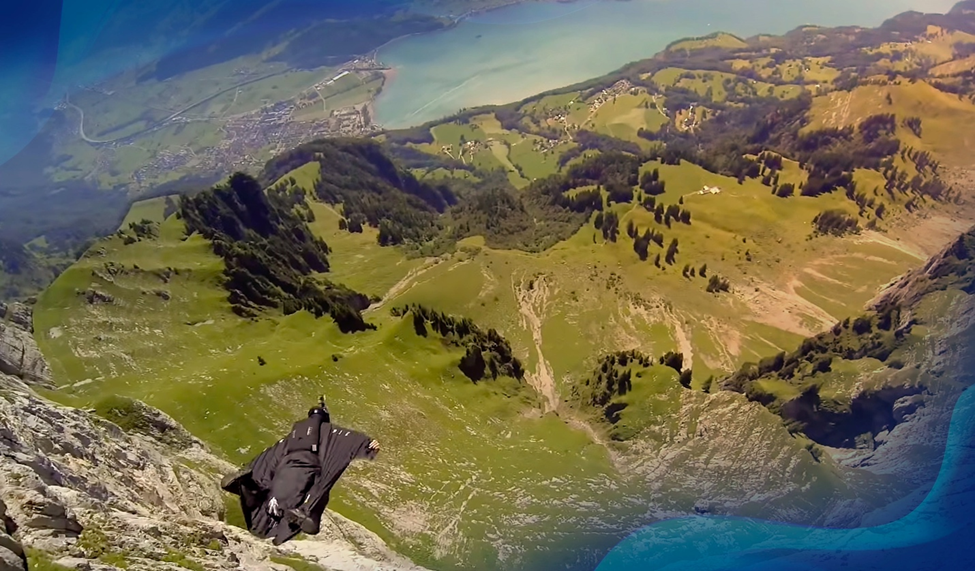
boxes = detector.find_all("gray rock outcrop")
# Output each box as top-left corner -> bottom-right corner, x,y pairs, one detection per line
0,373 -> 428,571
0,498 -> 26,571
0,303 -> 52,388
0,303 -> 33,333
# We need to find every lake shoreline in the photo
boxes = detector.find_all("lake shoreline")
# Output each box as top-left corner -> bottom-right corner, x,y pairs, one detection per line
371,0 -> 959,129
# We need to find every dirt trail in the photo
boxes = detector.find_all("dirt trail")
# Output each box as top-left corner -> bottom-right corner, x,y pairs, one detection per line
367,257 -> 444,313
700,316 -> 739,371
514,274 -> 559,413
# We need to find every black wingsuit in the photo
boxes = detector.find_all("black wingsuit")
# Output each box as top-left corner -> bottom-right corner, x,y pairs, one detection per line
221,414 -> 378,545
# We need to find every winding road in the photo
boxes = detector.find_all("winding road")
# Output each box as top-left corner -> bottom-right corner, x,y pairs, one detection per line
64,99 -> 110,144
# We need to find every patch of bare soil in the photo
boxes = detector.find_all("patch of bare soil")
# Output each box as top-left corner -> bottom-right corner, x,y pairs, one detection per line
514,273 -> 559,413
737,279 -> 837,337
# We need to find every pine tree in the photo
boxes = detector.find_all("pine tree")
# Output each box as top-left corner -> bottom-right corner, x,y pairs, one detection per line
678,369 -> 692,389
665,238 -> 679,265
633,230 -> 651,261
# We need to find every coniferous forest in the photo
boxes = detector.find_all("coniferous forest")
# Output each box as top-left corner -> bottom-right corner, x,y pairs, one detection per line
180,172 -> 373,332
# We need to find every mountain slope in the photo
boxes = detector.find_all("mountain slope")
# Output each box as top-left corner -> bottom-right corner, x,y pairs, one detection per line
0,305 -> 427,571
31,155 -> 969,571
28,3 -> 975,570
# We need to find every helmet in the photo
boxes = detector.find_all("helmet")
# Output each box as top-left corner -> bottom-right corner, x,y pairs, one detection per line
308,396 -> 329,421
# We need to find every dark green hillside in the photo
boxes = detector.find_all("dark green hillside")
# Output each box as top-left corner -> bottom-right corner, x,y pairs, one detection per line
392,303 -> 526,384
261,138 -> 458,249
180,172 -> 372,331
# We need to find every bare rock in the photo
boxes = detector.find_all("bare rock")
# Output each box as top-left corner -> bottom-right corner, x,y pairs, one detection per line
0,499 -> 14,535
52,557 -> 92,570
0,373 -> 428,571
893,394 -> 926,423
0,320 -> 53,388
81,289 -> 114,305
0,534 -> 22,561
0,303 -> 33,333
0,545 -> 26,571
91,396 -> 203,451
0,500 -> 25,571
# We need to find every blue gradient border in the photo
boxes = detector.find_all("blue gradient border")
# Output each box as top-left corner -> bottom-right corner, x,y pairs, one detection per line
2,2 -> 973,570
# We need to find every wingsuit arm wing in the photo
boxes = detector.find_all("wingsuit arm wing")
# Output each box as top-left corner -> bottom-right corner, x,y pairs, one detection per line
352,430 -> 380,461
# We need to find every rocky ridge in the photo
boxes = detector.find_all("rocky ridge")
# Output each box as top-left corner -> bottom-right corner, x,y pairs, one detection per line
0,307 -> 429,571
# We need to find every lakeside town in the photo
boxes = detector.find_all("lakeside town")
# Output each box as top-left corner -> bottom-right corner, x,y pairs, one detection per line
53,58 -> 389,191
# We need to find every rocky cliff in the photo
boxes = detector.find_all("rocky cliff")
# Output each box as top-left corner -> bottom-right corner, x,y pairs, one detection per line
0,303 -> 52,388
0,308 -> 429,571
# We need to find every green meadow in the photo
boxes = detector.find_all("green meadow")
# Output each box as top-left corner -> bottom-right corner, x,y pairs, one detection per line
32,146 -> 923,566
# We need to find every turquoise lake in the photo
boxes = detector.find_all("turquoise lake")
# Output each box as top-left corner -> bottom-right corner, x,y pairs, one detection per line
373,0 -> 959,129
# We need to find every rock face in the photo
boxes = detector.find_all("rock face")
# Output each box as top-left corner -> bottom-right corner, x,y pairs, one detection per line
1,498 -> 27,571
870,224 -> 975,311
0,304 -> 33,334
0,303 -> 52,388
0,374 -> 429,571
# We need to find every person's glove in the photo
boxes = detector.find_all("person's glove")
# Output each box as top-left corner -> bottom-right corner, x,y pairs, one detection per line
268,497 -> 283,518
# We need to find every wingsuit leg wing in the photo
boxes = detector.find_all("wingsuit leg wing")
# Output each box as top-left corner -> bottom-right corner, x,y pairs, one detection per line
221,436 -> 289,539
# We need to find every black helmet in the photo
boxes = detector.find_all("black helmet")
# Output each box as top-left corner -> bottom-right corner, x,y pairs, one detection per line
308,396 -> 329,421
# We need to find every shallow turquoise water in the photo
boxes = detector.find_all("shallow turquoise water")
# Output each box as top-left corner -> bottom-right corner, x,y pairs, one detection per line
373,0 -> 959,128
594,381 -> 975,570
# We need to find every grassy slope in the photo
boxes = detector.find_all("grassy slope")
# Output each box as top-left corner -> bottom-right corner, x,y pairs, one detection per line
806,80 -> 975,168
34,208 -> 634,570
35,161 -> 905,567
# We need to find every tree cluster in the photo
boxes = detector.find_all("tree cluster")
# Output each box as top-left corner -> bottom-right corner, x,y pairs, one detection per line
629,224 -> 665,260
125,219 -> 159,241
261,138 -> 457,248
812,209 -> 860,236
903,116 -> 923,138
571,350 -> 690,430
640,169 -> 666,196
392,304 -> 525,383
596,211 -> 620,242
706,274 -> 730,293
180,172 -> 372,332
